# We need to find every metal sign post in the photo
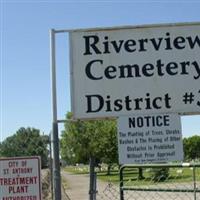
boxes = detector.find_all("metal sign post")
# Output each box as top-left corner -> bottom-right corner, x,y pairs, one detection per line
50,29 -> 61,200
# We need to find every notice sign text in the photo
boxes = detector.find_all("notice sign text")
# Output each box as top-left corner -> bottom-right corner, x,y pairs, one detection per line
0,157 -> 41,200
117,113 -> 183,164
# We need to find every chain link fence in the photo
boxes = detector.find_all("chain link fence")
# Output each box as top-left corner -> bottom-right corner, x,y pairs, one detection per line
57,163 -> 200,200
95,163 -> 200,200
97,182 -> 119,200
41,169 -> 53,200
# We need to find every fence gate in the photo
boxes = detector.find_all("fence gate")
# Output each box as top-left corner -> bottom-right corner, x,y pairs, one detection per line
119,163 -> 200,200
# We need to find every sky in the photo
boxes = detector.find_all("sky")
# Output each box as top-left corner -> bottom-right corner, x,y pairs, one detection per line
1,0 -> 200,142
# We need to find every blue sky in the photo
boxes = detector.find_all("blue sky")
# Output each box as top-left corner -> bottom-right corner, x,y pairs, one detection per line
1,1 -> 200,141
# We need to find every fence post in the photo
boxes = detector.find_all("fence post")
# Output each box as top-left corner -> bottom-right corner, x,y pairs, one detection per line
93,172 -> 97,200
193,166 -> 197,200
119,166 -> 124,200
89,156 -> 97,200
49,133 -> 54,200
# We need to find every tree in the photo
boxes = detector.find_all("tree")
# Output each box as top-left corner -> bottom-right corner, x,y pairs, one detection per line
183,135 -> 200,161
138,168 -> 145,180
60,112 -> 118,172
0,127 -> 49,168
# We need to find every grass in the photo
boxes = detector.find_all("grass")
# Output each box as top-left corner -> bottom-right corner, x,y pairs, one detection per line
63,165 -> 200,186
99,167 -> 200,187
63,165 -> 89,174
97,170 -> 120,183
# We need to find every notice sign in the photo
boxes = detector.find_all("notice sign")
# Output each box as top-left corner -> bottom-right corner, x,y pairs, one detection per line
70,22 -> 200,119
0,157 -> 41,200
117,113 -> 183,164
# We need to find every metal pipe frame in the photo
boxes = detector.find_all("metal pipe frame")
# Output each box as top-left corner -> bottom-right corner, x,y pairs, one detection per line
50,29 -> 61,200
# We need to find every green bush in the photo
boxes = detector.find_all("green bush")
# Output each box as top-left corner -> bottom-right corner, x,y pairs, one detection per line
150,167 -> 169,182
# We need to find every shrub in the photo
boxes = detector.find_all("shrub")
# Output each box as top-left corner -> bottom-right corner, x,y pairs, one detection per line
150,167 -> 169,182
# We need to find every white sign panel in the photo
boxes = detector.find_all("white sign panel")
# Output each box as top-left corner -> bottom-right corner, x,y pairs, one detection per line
117,113 -> 183,164
0,157 -> 41,200
70,23 -> 200,119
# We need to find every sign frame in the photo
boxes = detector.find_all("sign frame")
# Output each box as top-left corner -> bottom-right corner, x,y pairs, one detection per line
69,22 -> 200,119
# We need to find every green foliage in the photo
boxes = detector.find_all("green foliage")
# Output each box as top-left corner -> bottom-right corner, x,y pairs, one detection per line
183,135 -> 200,161
0,127 -> 49,168
60,112 -> 118,166
150,168 -> 169,182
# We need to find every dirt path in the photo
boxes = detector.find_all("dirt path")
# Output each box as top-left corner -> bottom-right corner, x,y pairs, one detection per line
61,170 -> 117,200
61,171 -> 90,200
